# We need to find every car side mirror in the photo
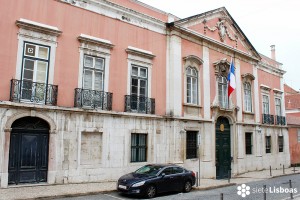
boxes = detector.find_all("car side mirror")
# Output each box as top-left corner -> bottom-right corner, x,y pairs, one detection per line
161,173 -> 165,178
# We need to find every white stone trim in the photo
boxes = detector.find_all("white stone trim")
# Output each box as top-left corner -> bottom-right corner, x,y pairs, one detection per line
77,34 -> 114,92
15,19 -> 61,84
235,59 -> 242,121
60,0 -> 166,34
273,88 -> 283,94
126,46 -> 154,97
16,18 -> 62,36
260,84 -> 271,91
203,45 -> 210,119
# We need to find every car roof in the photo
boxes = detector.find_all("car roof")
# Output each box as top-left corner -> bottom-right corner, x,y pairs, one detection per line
147,163 -> 182,168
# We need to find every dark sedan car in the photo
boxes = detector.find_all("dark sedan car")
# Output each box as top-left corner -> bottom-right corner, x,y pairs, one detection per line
117,164 -> 196,198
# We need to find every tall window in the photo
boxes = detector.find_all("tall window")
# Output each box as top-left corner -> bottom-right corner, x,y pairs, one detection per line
83,55 -> 104,91
278,136 -> 283,152
131,134 -> 147,162
218,76 -> 228,109
130,65 -> 148,111
186,66 -> 198,104
244,82 -> 252,112
21,42 -> 50,101
245,132 -> 252,155
186,131 -> 198,159
266,136 -> 271,153
275,98 -> 282,116
262,95 -> 270,114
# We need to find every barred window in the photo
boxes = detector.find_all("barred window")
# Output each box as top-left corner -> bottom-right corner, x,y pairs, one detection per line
131,134 -> 147,162
278,136 -> 283,152
266,136 -> 271,153
244,82 -> 252,112
186,131 -> 198,159
245,132 -> 252,155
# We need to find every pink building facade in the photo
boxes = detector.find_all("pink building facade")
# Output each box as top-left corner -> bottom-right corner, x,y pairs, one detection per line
0,0 -> 289,187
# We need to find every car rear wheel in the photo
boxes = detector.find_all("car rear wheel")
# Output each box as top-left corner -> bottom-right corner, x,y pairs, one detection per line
183,181 -> 192,193
145,185 -> 156,198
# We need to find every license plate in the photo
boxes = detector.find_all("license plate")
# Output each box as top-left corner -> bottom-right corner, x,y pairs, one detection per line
118,184 -> 127,189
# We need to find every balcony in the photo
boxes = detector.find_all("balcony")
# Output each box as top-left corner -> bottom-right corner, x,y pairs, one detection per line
262,114 -> 274,125
74,88 -> 112,110
10,79 -> 58,105
125,95 -> 155,114
275,115 -> 286,125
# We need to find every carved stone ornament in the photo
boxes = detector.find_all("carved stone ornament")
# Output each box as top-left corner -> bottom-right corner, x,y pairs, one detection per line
213,58 -> 230,77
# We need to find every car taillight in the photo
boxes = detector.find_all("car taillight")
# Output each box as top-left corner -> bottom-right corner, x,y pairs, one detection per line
191,171 -> 196,177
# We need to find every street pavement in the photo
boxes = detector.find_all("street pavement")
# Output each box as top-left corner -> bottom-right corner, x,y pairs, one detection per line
0,167 -> 299,200
54,174 -> 300,200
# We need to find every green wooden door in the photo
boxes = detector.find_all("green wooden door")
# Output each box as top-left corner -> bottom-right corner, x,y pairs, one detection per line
215,117 -> 231,179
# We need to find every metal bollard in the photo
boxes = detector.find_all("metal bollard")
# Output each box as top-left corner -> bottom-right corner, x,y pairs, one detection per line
220,193 -> 224,200
263,185 -> 267,200
283,165 -> 285,174
228,170 -> 230,183
294,165 -> 296,173
289,180 -> 294,199
269,166 -> 272,176
196,172 -> 199,187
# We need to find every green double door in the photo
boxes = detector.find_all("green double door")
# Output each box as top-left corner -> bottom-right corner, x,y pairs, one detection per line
215,117 -> 231,179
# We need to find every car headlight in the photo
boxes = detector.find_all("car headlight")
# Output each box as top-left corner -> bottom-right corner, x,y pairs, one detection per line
132,181 -> 145,187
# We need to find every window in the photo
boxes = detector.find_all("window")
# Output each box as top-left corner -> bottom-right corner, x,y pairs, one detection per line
130,65 -> 148,112
245,132 -> 252,155
186,131 -> 198,159
266,136 -> 271,153
83,55 -> 105,91
218,76 -> 228,109
262,95 -> 270,114
298,129 -> 300,143
278,136 -> 283,152
275,98 -> 282,116
244,82 -> 252,112
21,42 -> 50,102
186,66 -> 198,104
173,167 -> 184,174
131,134 -> 147,162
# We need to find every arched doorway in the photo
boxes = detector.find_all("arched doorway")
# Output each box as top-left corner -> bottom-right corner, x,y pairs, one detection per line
8,117 -> 49,185
215,116 -> 231,179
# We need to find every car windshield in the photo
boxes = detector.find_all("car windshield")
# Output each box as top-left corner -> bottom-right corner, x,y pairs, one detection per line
135,165 -> 162,176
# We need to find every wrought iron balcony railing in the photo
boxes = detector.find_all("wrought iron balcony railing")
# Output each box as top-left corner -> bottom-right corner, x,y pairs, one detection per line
275,115 -> 286,125
10,79 -> 58,105
262,114 -> 274,125
125,95 -> 155,114
74,88 -> 112,110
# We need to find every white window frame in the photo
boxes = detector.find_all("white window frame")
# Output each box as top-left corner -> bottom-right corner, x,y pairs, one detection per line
244,82 -> 252,112
262,94 -> 270,114
218,76 -> 228,109
275,97 -> 282,116
126,46 -> 155,97
77,34 -> 114,92
186,66 -> 198,105
82,55 -> 105,91
15,18 -> 61,85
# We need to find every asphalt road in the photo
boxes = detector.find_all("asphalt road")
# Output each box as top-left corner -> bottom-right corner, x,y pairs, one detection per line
54,174 -> 300,200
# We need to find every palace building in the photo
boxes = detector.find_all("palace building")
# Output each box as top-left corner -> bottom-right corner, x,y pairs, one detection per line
0,0 -> 289,187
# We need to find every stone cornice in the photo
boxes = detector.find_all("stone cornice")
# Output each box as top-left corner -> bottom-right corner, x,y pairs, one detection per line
260,84 -> 271,91
241,73 -> 255,81
60,0 -> 166,34
126,46 -> 155,59
168,24 -> 260,63
16,18 -> 62,36
78,34 -> 114,49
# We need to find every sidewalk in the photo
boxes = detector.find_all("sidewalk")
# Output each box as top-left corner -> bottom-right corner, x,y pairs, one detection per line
0,167 -> 299,200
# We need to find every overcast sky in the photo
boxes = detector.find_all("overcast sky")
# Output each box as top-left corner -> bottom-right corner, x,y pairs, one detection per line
139,0 -> 300,91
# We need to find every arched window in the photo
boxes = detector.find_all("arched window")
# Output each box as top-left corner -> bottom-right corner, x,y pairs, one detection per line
244,82 -> 252,112
218,76 -> 228,108
186,66 -> 198,104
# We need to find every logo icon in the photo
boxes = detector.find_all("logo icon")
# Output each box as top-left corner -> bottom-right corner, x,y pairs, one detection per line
237,184 -> 250,198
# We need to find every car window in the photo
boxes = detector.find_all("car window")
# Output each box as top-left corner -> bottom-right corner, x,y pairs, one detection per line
173,167 -> 184,174
135,165 -> 163,176
161,167 -> 173,175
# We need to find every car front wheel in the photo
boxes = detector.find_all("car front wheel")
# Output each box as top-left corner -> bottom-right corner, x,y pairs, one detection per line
145,185 -> 156,198
183,181 -> 192,193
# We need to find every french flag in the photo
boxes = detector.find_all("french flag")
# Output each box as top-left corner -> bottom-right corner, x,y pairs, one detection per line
227,59 -> 236,97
